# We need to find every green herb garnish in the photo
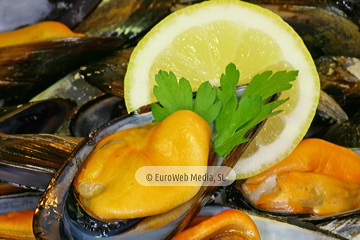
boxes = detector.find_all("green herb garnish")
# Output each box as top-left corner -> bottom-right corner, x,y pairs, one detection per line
151,71 -> 222,125
151,63 -> 298,157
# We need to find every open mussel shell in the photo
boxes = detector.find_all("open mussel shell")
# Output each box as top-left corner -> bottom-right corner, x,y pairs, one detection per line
34,86 -> 267,239
0,183 -> 31,196
0,0 -> 101,33
70,94 -> 127,138
34,112 -> 156,239
198,205 -> 345,239
0,98 -> 76,134
0,191 -> 42,215
79,63 -> 126,98
224,152 -> 360,223
0,134 -> 82,191
77,47 -> 135,98
32,110 -> 232,239
0,37 -> 125,103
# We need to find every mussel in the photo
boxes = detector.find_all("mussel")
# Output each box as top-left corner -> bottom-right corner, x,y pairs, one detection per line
0,134 -> 82,191
222,139 -> 360,236
0,37 -> 125,104
0,190 -> 43,240
0,0 -> 101,33
33,112 -> 155,239
33,88 -> 291,239
0,98 -> 76,135
316,90 -> 349,125
34,111 -> 210,239
315,56 -> 360,113
73,0 -> 174,48
30,70 -> 104,108
197,205 -> 345,239
241,0 -> 360,59
70,94 -> 127,138
0,0 -> 175,105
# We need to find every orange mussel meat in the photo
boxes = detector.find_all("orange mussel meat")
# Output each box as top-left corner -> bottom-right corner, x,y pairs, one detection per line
242,138 -> 360,216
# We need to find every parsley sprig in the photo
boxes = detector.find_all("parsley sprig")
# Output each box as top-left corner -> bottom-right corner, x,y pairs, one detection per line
151,63 -> 298,157
151,71 -> 222,125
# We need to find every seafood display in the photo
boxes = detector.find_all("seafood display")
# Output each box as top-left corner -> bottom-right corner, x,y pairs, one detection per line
0,0 -> 359,239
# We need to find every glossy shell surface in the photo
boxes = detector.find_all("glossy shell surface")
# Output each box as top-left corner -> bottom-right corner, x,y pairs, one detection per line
33,112 -> 157,239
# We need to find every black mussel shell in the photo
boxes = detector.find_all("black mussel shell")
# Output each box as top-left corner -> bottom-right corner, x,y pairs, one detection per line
243,0 -> 360,58
0,98 -> 76,134
316,90 -> 348,125
78,47 -> 134,98
70,94 -> 127,137
0,191 -> 42,214
0,0 -> 101,33
79,64 -> 126,98
44,0 -> 102,29
74,0 -> 174,48
322,111 -> 360,148
66,186 -> 143,238
224,177 -> 360,223
0,134 -> 82,191
0,37 -> 125,103
34,112 -> 157,239
315,56 -> 360,112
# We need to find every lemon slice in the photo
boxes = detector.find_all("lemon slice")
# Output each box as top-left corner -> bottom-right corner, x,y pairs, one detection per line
124,0 -> 320,179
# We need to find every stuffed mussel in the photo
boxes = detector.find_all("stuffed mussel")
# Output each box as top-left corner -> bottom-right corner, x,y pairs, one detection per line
34,110 -> 215,239
225,139 -> 360,222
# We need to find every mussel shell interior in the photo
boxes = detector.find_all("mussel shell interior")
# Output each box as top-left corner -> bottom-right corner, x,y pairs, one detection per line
0,98 -> 76,134
70,94 -> 127,138
0,0 -> 102,33
34,112 -> 155,239
66,186 -> 143,237
0,191 -> 42,214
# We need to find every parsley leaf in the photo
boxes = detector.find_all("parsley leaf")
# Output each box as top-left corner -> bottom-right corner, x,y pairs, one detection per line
242,70 -> 297,99
151,70 -> 193,122
151,63 -> 298,157
213,64 -> 297,156
193,82 -> 222,125
152,70 -> 222,124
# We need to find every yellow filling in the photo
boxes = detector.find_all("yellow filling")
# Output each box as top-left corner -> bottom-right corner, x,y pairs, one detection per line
74,110 -> 211,219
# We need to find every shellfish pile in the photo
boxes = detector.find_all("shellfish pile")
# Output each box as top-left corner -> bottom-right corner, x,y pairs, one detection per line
0,0 -> 359,239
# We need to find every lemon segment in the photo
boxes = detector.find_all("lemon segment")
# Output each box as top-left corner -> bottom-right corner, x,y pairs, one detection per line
124,0 -> 320,179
